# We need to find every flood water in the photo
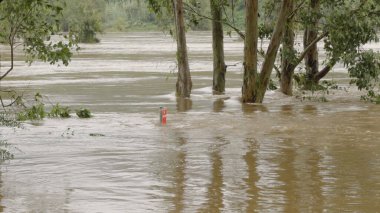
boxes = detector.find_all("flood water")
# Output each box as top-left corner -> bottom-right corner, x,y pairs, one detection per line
1,32 -> 380,212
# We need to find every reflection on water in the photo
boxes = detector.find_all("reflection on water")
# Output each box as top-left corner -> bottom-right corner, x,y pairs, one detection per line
169,137 -> 186,213
0,171 -> 3,212
199,137 -> 226,213
1,32 -> 380,212
212,99 -> 226,113
280,105 -> 294,116
242,104 -> 269,114
176,98 -> 192,112
303,104 -> 318,114
244,138 -> 259,213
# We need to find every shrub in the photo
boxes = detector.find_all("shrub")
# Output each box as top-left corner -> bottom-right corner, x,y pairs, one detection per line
0,140 -> 14,161
76,108 -> 91,118
17,103 -> 46,121
48,104 -> 71,118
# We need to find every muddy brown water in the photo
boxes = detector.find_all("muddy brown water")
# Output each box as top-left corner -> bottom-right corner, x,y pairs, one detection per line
1,32 -> 380,212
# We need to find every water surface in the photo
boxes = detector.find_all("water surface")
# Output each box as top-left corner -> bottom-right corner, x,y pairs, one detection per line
1,32 -> 380,212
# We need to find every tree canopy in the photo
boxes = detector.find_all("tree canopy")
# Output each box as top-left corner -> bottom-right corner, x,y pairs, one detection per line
0,0 -> 77,81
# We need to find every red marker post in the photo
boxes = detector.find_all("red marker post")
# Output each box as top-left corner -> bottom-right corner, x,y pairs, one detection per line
160,107 -> 167,125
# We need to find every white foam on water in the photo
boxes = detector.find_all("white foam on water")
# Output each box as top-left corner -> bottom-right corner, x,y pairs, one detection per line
1,76 -> 159,86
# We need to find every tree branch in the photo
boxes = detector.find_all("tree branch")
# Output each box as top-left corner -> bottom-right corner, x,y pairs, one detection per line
258,49 -> 281,76
288,0 -> 306,20
0,36 -> 15,81
0,95 -> 19,108
295,31 -> 328,66
314,59 -> 336,81
183,2 -> 245,39
184,2 -> 283,74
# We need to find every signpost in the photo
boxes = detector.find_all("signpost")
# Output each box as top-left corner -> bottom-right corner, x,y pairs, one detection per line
160,107 -> 167,125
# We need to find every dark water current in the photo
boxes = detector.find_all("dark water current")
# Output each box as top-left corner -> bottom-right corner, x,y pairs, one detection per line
0,32 -> 380,212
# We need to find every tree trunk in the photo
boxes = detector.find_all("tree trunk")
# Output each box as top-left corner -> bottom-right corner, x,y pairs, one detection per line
241,0 -> 258,103
174,0 -> 192,97
210,0 -> 226,94
314,60 -> 336,82
280,0 -> 295,96
0,35 -> 15,81
255,0 -> 293,103
304,0 -> 320,86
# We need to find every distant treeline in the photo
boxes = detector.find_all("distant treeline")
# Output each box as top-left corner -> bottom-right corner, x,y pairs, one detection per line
59,0 -> 247,39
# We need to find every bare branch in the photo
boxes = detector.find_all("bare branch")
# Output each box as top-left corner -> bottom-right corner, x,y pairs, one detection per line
183,2 -> 245,39
0,96 -> 18,108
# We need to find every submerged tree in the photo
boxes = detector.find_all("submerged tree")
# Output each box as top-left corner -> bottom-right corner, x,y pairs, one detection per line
61,0 -> 106,43
148,0 -> 192,97
241,0 -> 259,102
279,0 -> 380,96
182,0 -> 229,94
242,0 -> 293,103
174,0 -> 192,97
279,0 -> 296,95
210,0 -> 226,94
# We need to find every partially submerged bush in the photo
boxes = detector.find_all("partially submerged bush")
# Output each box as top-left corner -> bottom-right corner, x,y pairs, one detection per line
76,108 -> 91,118
17,103 -> 46,121
268,79 -> 278,90
8,93 -> 92,120
0,112 -> 20,127
48,104 -> 71,118
0,140 -> 14,162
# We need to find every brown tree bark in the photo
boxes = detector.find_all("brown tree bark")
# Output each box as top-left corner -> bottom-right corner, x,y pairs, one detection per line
304,0 -> 320,86
255,0 -> 294,103
174,0 -> 192,97
241,0 -> 258,103
280,0 -> 295,96
210,0 -> 226,94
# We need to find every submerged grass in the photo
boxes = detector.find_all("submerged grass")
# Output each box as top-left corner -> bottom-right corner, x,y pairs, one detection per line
0,112 -> 21,128
0,113 -> 19,162
0,140 -> 14,161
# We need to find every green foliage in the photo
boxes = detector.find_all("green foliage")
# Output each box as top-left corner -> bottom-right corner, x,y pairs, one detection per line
321,80 -> 338,90
348,51 -> 380,103
48,104 -> 71,118
283,0 -> 380,101
294,73 -> 307,89
258,23 -> 273,40
76,108 -> 92,118
15,93 -> 45,121
348,51 -> 380,90
324,2 -> 380,61
0,0 -> 78,68
12,93 -> 91,120
147,0 -> 172,17
61,0 -> 105,43
268,79 -> 278,90
294,73 -> 336,92
17,103 -> 46,121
